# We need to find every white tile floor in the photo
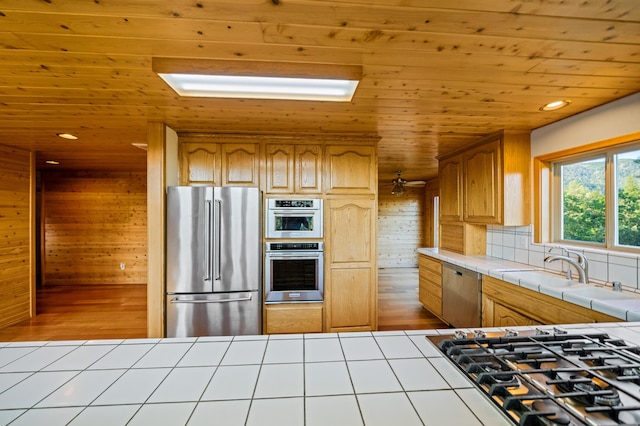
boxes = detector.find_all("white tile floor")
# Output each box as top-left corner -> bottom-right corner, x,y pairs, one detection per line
8,324 -> 640,425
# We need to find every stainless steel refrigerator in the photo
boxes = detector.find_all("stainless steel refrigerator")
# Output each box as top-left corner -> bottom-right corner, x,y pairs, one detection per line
166,186 -> 262,337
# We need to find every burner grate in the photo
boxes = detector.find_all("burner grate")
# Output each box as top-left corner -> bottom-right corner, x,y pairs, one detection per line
428,331 -> 640,425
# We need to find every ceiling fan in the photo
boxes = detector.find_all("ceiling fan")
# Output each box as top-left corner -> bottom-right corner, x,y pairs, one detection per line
391,171 -> 426,195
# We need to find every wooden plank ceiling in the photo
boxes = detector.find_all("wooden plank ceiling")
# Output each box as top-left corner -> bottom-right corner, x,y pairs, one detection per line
1,0 -> 639,181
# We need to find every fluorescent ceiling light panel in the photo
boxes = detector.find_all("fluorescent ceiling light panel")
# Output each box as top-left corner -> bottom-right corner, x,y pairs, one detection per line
158,73 -> 359,101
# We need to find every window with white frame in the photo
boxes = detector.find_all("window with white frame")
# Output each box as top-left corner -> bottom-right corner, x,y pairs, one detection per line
552,144 -> 640,249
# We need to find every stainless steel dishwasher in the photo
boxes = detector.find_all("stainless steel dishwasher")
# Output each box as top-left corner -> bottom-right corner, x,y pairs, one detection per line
441,262 -> 482,328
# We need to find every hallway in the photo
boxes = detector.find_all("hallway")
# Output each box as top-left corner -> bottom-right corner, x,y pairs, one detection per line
0,269 -> 446,341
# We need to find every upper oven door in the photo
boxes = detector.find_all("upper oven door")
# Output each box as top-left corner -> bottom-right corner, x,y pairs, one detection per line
266,200 -> 323,239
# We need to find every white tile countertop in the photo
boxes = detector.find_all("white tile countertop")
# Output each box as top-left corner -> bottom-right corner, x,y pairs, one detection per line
3,324 -> 640,425
418,248 -> 640,321
0,330 -> 513,426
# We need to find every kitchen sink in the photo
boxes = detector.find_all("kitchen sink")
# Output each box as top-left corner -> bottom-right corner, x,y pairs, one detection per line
505,270 -> 576,288
562,286 -> 633,300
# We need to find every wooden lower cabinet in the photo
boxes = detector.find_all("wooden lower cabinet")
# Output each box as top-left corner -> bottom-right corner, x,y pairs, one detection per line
482,276 -> 619,327
326,268 -> 374,331
418,254 -> 443,318
484,300 -> 543,327
265,303 -> 323,334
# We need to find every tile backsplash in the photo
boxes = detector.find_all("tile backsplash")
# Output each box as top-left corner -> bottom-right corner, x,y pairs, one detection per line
486,225 -> 640,290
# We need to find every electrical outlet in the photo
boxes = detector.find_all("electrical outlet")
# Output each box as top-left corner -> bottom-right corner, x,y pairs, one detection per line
120,262 -> 125,270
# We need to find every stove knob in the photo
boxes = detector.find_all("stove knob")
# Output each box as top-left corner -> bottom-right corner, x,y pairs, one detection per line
553,327 -> 568,335
473,330 -> 486,338
505,328 -> 519,337
454,330 -> 467,340
535,328 -> 551,335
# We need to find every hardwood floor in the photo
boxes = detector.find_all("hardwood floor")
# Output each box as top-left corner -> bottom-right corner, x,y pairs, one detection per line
0,269 -> 446,341
377,268 -> 449,331
0,285 -> 147,342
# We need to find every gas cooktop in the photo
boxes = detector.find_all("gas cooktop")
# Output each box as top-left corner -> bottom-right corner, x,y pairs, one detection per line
428,329 -> 640,425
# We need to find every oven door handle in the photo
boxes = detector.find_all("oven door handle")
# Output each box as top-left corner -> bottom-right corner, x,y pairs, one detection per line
267,254 -> 322,260
270,210 -> 318,216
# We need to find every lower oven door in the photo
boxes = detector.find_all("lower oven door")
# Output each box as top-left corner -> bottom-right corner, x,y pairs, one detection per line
265,251 -> 324,303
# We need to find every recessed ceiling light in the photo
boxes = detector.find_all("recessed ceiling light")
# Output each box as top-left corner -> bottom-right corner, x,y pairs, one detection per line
158,73 -> 359,102
56,133 -> 78,140
540,100 -> 572,111
45,160 -> 60,165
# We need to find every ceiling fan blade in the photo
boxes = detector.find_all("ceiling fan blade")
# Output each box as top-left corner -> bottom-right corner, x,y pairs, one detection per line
404,180 -> 426,187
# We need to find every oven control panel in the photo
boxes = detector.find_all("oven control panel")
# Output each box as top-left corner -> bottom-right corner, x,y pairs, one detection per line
273,199 -> 316,208
266,242 -> 323,251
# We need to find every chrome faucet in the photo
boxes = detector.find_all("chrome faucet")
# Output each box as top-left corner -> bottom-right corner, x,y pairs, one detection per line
545,246 -> 589,283
565,249 -> 589,282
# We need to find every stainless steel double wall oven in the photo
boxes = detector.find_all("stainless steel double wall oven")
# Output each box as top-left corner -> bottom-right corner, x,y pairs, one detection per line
264,199 -> 324,303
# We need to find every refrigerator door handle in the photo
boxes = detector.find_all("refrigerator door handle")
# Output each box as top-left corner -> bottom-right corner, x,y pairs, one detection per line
214,199 -> 222,281
170,294 -> 253,304
204,200 -> 213,281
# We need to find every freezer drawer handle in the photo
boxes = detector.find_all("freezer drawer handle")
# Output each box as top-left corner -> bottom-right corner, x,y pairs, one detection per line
170,295 -> 253,304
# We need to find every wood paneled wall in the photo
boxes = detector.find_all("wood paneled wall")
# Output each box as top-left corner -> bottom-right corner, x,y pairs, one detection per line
42,171 -> 147,285
0,144 -> 33,329
377,182 -> 425,268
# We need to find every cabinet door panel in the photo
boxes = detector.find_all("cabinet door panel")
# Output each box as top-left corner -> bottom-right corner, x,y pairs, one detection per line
295,145 -> 322,193
265,304 -> 323,334
463,139 -> 501,223
221,144 -> 259,187
438,155 -> 463,222
266,144 -> 294,193
180,143 -> 220,186
327,199 -> 374,265
326,145 -> 376,194
493,303 -> 541,327
328,268 -> 372,329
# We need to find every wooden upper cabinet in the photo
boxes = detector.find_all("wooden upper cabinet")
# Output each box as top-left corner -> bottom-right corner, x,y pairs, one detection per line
439,130 -> 530,227
438,154 -> 463,222
464,139 -> 501,224
180,143 -> 221,186
463,132 -> 531,226
325,145 -> 376,194
181,142 -> 259,187
221,143 -> 259,187
266,144 -> 322,194
266,144 -> 294,193
295,144 -> 322,194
